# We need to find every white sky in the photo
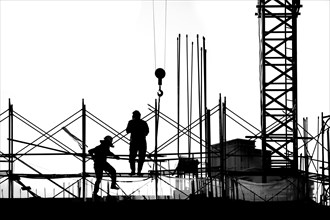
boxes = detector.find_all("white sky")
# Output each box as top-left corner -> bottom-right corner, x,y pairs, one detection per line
0,0 -> 329,197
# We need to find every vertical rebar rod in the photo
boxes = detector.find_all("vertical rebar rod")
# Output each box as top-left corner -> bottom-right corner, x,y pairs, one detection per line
189,41 -> 194,158
186,34 -> 190,157
177,34 -> 181,157
203,37 -> 207,117
197,34 -> 203,188
203,37 -> 207,184
199,46 -> 203,180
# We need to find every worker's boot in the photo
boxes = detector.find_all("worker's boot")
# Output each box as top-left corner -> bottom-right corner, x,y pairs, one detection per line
111,183 -> 119,190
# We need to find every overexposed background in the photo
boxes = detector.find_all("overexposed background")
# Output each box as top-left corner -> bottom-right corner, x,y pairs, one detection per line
0,0 -> 329,198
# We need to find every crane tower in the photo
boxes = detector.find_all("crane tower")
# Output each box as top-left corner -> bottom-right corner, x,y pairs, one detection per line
256,0 -> 302,179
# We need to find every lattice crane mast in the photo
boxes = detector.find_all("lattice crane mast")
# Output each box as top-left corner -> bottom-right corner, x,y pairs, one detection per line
256,0 -> 302,181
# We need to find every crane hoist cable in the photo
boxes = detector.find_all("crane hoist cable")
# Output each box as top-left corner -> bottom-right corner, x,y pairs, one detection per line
152,0 -> 168,70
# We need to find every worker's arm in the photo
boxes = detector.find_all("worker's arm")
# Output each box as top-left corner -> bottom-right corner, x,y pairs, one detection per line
145,121 -> 149,136
88,148 -> 96,160
107,149 -> 120,160
126,120 -> 132,134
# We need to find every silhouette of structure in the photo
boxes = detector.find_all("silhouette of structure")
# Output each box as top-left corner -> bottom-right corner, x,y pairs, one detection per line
257,0 -> 300,176
0,0 -> 329,208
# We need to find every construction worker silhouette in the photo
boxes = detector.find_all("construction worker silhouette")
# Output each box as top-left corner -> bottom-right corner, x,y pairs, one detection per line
88,135 -> 120,199
126,110 -> 149,176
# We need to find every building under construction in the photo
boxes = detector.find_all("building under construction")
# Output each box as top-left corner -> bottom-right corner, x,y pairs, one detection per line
0,0 -> 329,215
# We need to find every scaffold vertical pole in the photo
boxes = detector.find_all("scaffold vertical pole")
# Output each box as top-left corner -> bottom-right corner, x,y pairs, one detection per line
8,99 -> 13,198
303,117 -> 309,200
219,94 -> 226,198
206,109 -> 213,197
82,99 -> 86,201
155,98 -> 158,199
321,113 -> 330,205
327,125 -> 330,205
321,112 -> 325,205
177,34 -> 181,159
223,97 -> 227,197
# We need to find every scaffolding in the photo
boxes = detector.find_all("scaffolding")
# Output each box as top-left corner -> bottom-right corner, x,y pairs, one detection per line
0,95 -> 329,204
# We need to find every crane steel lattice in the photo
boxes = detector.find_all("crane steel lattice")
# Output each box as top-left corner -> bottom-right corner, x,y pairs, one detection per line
257,0 -> 302,176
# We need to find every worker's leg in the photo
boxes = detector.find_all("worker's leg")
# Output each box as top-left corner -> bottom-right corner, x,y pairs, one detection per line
93,165 -> 103,196
104,163 -> 118,189
137,145 -> 147,175
129,146 -> 138,174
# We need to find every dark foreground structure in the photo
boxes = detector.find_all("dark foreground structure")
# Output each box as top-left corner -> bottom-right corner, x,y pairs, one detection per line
1,197 -> 329,219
